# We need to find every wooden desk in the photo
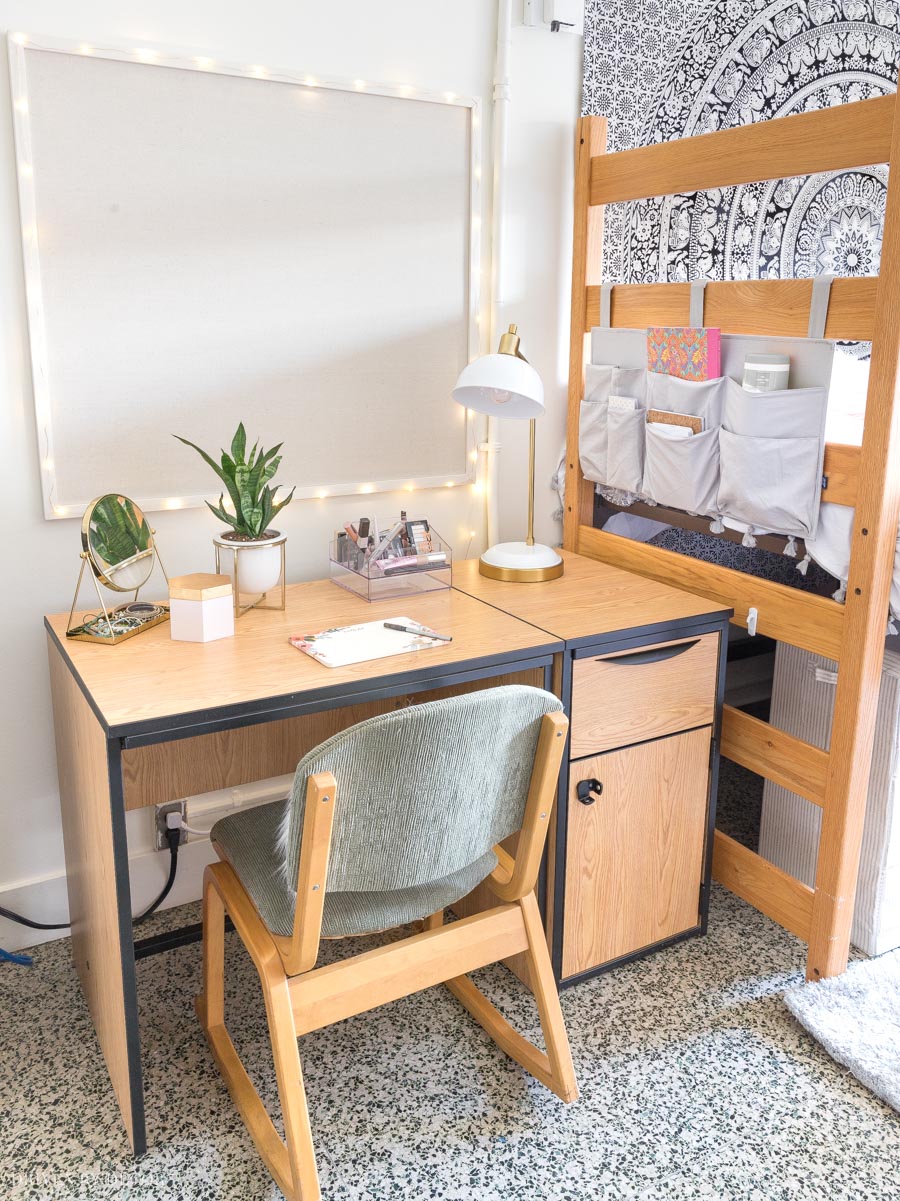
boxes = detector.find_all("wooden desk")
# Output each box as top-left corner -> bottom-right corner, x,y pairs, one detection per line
45,579 -> 562,1156
45,554 -> 729,1154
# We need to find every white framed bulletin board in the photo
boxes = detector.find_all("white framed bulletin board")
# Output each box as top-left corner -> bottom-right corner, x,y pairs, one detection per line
8,33 -> 481,518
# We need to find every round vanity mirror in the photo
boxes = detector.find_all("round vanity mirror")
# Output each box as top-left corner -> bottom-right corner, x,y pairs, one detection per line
82,494 -> 156,593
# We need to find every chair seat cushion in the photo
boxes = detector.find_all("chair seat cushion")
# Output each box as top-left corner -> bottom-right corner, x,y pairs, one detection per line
211,800 -> 498,939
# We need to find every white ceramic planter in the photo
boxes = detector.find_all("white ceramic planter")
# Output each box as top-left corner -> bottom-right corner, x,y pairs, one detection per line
214,530 -> 286,597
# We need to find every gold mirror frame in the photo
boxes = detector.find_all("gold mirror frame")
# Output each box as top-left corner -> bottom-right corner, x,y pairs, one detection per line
81,493 -> 156,592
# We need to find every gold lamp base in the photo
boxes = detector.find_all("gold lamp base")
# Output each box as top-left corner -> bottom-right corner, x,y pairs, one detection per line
478,559 -> 564,583
478,541 -> 564,583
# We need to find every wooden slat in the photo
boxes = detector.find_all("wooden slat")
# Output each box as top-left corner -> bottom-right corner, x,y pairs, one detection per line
590,96 -> 894,204
564,115 -> 607,551
290,906 -> 528,1035
823,444 -> 860,508
721,705 -> 828,807
585,277 -> 877,341
712,831 -> 814,941
809,99 -> 900,981
577,525 -> 845,660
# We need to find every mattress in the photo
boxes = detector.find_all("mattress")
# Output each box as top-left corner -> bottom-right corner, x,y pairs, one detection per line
759,644 -> 900,957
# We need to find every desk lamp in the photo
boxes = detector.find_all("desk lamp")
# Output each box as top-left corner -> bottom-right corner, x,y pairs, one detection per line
452,324 -> 564,581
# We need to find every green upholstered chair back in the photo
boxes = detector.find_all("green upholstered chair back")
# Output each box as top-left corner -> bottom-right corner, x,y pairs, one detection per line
278,684 -> 563,894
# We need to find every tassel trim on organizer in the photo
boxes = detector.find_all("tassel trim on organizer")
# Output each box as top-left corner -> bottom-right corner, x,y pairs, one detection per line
741,531 -> 757,548
833,581 -> 847,604
783,536 -> 798,558
709,517 -> 725,534
796,553 -> 811,576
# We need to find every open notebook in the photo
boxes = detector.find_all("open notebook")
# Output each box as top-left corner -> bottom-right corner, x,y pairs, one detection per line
290,616 -> 446,669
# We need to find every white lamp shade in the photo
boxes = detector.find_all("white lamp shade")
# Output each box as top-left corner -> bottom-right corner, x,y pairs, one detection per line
452,353 -> 544,420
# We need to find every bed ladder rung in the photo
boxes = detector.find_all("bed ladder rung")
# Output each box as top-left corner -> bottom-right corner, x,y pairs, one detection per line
712,832 -> 814,941
577,526 -> 846,661
721,706 -> 828,807
589,95 -> 894,205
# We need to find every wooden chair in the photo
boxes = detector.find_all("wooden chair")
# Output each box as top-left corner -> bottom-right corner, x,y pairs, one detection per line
195,685 -> 576,1201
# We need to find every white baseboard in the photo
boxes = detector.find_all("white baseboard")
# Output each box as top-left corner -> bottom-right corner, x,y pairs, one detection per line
0,838 -> 217,953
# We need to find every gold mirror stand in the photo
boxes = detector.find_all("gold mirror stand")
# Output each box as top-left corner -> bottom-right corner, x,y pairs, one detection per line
214,539 -> 286,618
67,532 -> 171,645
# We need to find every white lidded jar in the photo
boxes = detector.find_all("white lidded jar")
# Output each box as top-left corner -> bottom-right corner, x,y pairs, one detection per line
742,353 -> 790,393
169,573 -> 234,642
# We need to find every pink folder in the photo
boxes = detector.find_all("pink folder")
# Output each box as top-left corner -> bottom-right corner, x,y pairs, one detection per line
647,327 -> 721,381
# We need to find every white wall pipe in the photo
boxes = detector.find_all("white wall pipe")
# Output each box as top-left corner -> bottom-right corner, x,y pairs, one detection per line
480,0 -> 513,548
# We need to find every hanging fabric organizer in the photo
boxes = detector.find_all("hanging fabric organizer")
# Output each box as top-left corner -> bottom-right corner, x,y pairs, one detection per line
579,278 -> 833,541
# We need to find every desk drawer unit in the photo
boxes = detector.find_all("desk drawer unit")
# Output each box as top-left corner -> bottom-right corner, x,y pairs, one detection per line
554,626 -> 726,986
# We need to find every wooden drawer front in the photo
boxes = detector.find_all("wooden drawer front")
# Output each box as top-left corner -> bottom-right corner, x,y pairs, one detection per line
562,726 -> 711,979
570,632 -> 718,758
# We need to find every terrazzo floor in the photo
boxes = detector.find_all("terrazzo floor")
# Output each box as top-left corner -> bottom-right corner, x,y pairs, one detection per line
2,886 -> 899,1201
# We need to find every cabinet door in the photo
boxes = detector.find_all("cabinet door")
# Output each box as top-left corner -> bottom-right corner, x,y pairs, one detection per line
562,726 -> 712,978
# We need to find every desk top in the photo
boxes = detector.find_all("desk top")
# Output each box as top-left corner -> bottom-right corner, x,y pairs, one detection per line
45,577 -> 561,736
452,550 -> 730,643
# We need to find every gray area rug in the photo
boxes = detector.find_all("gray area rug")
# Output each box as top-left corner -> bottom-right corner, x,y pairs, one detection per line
785,949 -> 900,1113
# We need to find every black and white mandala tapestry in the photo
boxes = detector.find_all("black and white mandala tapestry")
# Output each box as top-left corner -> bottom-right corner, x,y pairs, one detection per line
583,0 -> 900,355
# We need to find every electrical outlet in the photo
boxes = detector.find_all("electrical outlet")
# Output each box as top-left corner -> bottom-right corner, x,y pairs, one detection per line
155,800 -> 187,850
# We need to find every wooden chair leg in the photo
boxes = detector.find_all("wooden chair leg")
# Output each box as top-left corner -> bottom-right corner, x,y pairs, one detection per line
518,891 -> 578,1102
195,865 -> 321,1201
263,977 -> 321,1201
196,865 -> 225,1030
434,898 -> 578,1103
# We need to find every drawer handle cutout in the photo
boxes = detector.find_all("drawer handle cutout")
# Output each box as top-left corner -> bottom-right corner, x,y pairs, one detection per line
576,779 -> 603,805
598,639 -> 700,667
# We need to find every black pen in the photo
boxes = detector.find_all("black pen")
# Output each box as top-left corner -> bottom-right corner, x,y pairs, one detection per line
383,621 -> 452,643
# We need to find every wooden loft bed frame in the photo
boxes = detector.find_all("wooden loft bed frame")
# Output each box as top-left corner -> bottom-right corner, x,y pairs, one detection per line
563,96 -> 900,982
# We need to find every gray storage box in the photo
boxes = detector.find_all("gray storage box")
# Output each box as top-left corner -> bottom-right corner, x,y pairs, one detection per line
759,644 -> 900,956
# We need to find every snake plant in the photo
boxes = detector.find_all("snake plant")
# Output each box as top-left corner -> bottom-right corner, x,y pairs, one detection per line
90,495 -> 152,565
174,423 -> 295,539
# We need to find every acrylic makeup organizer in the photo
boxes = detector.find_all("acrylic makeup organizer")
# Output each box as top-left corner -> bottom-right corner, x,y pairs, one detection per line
329,521 -> 452,602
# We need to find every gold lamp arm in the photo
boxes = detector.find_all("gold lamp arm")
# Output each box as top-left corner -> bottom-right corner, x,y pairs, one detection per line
496,324 -> 537,549
526,418 -> 536,547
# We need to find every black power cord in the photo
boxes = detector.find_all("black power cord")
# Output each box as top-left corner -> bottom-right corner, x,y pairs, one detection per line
0,826 -> 181,937
132,826 -> 181,925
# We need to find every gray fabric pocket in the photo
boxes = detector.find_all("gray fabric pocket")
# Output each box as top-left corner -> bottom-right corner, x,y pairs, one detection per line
584,363 -> 614,401
578,364 -> 646,487
718,428 -> 822,536
579,396 -> 609,484
606,406 -> 645,493
723,377 -> 827,437
718,377 -> 828,536
646,372 -> 726,426
643,424 -> 720,515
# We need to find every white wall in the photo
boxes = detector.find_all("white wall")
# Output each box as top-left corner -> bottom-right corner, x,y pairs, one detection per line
0,1 -> 582,948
